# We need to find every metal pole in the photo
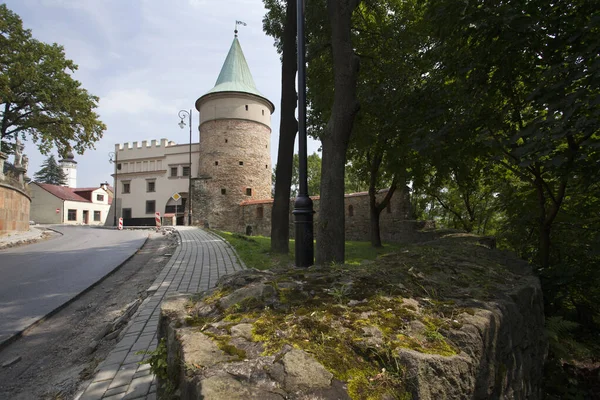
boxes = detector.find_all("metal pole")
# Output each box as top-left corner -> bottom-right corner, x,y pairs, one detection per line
109,151 -> 118,227
292,0 -> 314,267
179,109 -> 193,226
188,109 -> 192,226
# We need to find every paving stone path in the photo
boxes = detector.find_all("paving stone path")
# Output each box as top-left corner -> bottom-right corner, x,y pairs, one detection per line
77,227 -> 245,400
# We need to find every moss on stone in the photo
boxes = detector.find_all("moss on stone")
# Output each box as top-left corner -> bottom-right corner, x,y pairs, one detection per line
185,235 -> 527,399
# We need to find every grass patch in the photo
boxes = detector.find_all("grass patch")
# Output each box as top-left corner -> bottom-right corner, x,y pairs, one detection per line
215,231 -> 404,269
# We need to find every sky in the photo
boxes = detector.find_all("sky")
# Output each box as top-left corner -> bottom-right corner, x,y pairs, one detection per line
5,0 -> 320,188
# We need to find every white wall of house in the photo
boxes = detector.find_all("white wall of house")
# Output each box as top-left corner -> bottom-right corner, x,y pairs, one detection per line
30,185 -> 111,225
62,199 -> 110,225
30,185 -> 64,224
113,140 -> 200,220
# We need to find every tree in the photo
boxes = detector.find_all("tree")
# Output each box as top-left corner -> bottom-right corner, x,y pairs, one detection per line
264,0 -> 298,254
34,155 -> 67,185
0,4 -> 105,156
316,0 -> 362,264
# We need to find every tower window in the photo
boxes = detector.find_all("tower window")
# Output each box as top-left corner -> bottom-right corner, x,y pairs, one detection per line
239,161 -> 244,166
221,188 -> 226,195
246,188 -> 252,196
225,139 -> 228,143
245,105 -> 248,111
257,206 -> 264,219
215,161 -> 219,166
265,165 -> 268,169
262,110 -> 265,116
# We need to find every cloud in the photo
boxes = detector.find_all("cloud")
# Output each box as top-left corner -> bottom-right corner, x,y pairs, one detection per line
99,89 -> 175,115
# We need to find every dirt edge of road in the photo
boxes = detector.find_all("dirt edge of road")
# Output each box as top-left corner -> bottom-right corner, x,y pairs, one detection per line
0,230 -> 179,400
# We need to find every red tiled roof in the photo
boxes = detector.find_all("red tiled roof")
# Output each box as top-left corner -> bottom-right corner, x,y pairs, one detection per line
73,188 -> 94,201
35,183 -> 91,203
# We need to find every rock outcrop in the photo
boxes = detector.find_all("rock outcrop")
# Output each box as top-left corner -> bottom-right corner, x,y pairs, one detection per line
157,234 -> 546,399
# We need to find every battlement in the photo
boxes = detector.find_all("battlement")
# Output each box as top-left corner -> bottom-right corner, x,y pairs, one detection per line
115,138 -> 177,151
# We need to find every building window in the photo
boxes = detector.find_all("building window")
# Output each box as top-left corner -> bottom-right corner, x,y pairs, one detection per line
122,182 -> 130,194
170,167 -> 178,177
94,211 -> 101,221
246,188 -> 252,196
147,181 -> 156,192
221,188 -> 226,195
257,206 -> 264,219
182,166 -> 190,177
96,194 -> 104,201
239,161 -> 243,166
215,161 -> 219,166
146,200 -> 156,214
117,163 -> 122,171
122,208 -> 132,219
68,209 -> 77,221
348,205 -> 354,217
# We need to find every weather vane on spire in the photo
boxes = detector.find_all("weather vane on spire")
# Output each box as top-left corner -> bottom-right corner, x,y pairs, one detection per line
235,20 -> 247,37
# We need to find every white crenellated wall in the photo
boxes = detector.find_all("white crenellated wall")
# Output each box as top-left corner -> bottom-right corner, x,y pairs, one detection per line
112,138 -> 200,221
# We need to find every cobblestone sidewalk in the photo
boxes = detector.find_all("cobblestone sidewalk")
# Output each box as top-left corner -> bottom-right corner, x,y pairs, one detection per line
76,227 -> 244,400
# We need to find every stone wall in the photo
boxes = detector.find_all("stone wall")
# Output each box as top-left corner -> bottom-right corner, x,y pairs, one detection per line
194,119 -> 271,231
238,188 -> 435,242
0,183 -> 31,236
158,235 -> 546,399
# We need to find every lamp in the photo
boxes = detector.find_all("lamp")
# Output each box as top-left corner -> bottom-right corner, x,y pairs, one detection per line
178,109 -> 193,226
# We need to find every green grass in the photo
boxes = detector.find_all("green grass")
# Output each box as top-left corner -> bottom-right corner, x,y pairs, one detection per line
214,231 -> 404,269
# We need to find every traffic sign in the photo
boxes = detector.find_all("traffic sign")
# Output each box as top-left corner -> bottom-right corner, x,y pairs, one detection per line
172,193 -> 181,202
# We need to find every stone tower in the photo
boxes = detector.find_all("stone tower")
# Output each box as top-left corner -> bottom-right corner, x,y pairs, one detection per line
59,151 -> 77,188
194,34 -> 274,230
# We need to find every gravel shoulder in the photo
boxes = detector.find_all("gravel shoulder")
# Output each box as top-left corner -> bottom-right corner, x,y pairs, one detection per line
0,230 -> 178,400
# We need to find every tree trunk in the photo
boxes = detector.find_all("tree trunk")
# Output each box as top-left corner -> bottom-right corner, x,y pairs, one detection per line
539,222 -> 551,270
315,0 -> 361,265
370,204 -> 382,247
270,0 -> 298,254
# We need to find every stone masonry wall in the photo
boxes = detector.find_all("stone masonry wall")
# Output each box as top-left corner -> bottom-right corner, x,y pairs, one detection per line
238,188 -> 435,242
194,119 -> 271,231
0,183 -> 31,236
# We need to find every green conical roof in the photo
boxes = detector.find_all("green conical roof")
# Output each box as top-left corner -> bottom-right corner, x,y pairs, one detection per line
202,37 -> 273,110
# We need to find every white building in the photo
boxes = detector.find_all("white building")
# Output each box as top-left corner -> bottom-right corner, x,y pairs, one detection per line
30,182 -> 112,225
110,139 -> 200,226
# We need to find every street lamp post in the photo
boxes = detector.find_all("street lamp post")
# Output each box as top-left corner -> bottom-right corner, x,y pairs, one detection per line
292,0 -> 314,267
108,151 -> 118,226
178,109 -> 193,226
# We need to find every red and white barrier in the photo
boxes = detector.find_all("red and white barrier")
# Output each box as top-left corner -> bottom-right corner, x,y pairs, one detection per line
118,217 -> 123,230
155,212 -> 161,230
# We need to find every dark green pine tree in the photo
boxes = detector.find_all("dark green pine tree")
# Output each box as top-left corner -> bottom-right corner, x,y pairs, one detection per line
34,155 -> 68,185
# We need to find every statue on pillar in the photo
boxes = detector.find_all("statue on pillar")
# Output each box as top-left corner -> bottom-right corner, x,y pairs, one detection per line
14,139 -> 24,167
22,154 -> 29,173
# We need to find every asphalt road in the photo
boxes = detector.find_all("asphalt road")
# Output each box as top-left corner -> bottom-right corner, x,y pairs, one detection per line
0,226 -> 149,346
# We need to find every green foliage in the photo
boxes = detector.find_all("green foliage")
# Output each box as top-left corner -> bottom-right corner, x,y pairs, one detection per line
273,152 -> 322,197
0,4 -> 106,155
33,155 -> 68,185
216,231 -> 403,270
137,338 -> 175,395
